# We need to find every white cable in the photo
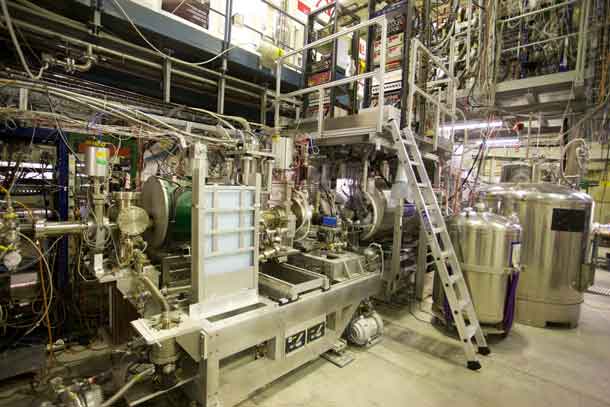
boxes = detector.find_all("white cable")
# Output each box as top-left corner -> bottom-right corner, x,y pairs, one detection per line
110,0 -> 255,66
1,79 -> 239,145
18,232 -> 54,338
0,0 -> 47,80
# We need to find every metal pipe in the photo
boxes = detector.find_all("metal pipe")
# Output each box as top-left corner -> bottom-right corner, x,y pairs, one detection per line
34,220 -> 90,238
2,18 -> 262,99
266,159 -> 274,195
139,274 -> 171,329
2,2 -> 274,98
161,284 -> 190,295
217,0 -> 233,114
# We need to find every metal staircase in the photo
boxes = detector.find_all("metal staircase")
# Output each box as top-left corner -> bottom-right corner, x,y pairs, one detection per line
388,119 -> 490,370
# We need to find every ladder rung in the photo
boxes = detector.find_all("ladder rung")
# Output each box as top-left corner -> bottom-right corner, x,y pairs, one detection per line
464,324 -> 477,340
440,250 -> 452,259
456,299 -> 471,312
392,121 -> 488,368
448,274 -> 462,285
424,204 -> 440,212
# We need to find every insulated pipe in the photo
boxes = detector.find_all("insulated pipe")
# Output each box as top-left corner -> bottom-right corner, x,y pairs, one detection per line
100,366 -> 155,407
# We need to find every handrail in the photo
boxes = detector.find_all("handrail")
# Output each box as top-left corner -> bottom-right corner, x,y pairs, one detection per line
278,15 -> 386,60
274,15 -> 388,135
499,0 -> 578,24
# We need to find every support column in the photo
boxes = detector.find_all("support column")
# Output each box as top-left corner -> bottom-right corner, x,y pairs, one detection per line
163,57 -> 172,104
191,143 -> 208,305
399,2 -> 415,129
218,0 -> 234,114
56,135 -> 69,290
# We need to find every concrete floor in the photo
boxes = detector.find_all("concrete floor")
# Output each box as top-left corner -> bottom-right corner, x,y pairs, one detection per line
2,273 -> 609,407
239,272 -> 610,407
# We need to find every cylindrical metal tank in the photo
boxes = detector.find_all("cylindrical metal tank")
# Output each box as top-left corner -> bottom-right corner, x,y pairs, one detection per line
361,178 -> 418,241
484,183 -> 593,328
432,205 -> 521,329
84,144 -> 109,177
500,162 -> 533,183
141,176 -> 310,248
141,176 -> 192,248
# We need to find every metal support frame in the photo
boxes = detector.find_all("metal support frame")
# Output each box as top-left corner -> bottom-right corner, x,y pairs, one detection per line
405,38 -> 457,136
415,227 -> 427,301
56,134 -> 70,290
302,3 -> 361,119
163,58 -> 172,104
575,0 -> 591,84
260,88 -> 268,125
3,1 -> 290,107
190,273 -> 381,407
386,198 -> 404,299
190,143 -> 261,318
362,0 -> 414,127
495,0 -> 590,89
399,1 -> 415,129
217,0 -> 233,114
275,16 -> 388,135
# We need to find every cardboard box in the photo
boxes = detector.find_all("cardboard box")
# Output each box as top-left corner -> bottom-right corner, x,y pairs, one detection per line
373,33 -> 404,52
308,71 -> 331,87
373,44 -> 403,65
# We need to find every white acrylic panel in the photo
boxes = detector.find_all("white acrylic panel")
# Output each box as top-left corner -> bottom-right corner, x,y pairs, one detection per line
204,231 -> 254,255
204,252 -> 253,276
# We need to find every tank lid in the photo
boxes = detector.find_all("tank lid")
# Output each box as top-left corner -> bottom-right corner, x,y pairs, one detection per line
451,208 -> 521,231
483,182 -> 592,204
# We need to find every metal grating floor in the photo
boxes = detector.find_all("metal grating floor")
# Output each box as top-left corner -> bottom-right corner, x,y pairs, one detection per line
587,285 -> 610,296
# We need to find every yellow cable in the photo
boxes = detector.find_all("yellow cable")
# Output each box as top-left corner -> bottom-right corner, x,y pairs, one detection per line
36,239 -> 55,365
0,184 -> 36,221
12,200 -> 35,222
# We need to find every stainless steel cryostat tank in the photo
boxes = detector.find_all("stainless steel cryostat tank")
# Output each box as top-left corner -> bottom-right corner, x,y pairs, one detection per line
484,183 -> 594,328
432,204 -> 521,332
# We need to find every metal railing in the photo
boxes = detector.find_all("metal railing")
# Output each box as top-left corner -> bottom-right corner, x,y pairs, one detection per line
274,15 -> 389,135
497,0 -> 590,83
406,38 -> 458,149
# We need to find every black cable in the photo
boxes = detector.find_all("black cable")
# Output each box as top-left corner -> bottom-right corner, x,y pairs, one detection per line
451,141 -> 485,202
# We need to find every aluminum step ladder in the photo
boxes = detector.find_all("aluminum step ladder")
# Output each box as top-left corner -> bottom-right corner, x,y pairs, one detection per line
388,119 -> 490,370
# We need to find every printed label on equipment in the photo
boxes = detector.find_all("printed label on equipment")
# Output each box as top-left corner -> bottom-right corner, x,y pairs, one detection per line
307,322 -> 325,343
285,330 -> 306,354
550,208 -> 587,232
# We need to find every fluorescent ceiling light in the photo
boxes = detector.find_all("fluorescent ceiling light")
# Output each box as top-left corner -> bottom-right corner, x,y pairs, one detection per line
481,138 -> 519,147
441,121 -> 503,131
